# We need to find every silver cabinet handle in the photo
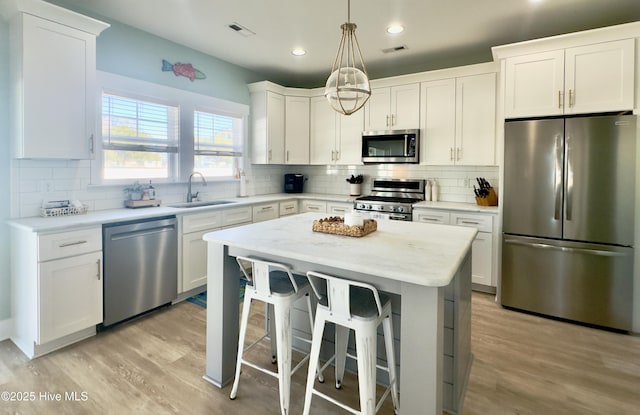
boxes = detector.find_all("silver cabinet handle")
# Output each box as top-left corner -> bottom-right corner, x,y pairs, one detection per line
569,89 -> 574,107
450,147 -> 454,161
59,240 -> 88,248
420,217 -> 441,222
308,206 -> 319,210
335,150 -> 339,160
284,206 -> 294,210
89,134 -> 94,153
386,115 -> 390,127
558,90 -> 563,109
456,147 -> 461,161
261,206 -> 273,211
96,259 -> 101,280
286,150 -> 289,162
460,220 -> 480,225
333,208 -> 347,213
268,149 -> 272,161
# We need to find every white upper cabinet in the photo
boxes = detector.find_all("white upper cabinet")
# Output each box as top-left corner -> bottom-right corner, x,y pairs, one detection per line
249,82 -> 311,165
284,96 -> 310,164
10,4 -> 108,159
504,39 -> 635,118
564,40 -> 635,114
364,84 -> 420,130
251,90 -> 285,164
310,95 -> 363,165
421,73 -> 496,166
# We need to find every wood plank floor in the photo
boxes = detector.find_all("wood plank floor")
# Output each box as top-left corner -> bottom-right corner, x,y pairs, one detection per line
1,292 -> 639,415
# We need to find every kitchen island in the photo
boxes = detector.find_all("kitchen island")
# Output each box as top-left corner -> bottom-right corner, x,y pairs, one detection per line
203,212 -> 476,415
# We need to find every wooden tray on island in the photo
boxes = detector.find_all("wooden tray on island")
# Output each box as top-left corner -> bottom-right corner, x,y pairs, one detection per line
312,216 -> 377,237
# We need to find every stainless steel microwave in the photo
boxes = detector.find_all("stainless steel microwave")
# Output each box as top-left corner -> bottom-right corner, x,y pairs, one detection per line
361,129 -> 419,163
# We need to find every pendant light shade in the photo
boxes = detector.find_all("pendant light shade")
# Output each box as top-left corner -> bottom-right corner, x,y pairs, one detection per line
324,2 -> 370,115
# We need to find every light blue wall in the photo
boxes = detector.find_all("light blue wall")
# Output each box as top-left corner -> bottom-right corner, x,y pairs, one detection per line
96,20 -> 264,104
0,19 -> 11,321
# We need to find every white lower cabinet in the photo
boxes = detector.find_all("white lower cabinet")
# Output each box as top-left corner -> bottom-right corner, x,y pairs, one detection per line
180,211 -> 222,293
414,209 -> 497,288
39,251 -> 102,343
11,226 -> 103,358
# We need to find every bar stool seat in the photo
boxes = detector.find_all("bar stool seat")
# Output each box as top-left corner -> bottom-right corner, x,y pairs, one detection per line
230,256 -> 314,415
303,271 -> 399,415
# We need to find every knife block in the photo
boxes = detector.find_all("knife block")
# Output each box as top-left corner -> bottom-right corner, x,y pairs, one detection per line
475,187 -> 498,206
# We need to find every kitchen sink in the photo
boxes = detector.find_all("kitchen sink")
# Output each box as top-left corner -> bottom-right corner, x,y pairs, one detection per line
168,200 -> 236,208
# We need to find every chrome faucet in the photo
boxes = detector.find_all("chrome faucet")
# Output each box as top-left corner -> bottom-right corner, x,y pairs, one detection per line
187,172 -> 207,202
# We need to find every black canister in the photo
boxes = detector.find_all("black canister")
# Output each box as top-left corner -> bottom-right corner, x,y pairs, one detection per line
284,174 -> 304,193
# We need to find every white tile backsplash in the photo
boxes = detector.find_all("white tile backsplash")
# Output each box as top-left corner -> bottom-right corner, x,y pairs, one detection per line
10,159 -> 497,218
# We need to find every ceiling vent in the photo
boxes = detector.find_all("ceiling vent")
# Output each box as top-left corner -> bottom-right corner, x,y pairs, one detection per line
228,22 -> 256,37
382,45 -> 408,54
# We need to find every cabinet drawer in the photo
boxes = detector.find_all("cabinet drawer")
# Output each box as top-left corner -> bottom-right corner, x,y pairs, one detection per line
182,211 -> 222,234
38,227 -> 101,262
253,203 -> 278,223
413,210 -> 450,224
327,202 -> 353,214
301,200 -> 327,213
223,206 -> 253,227
450,213 -> 493,232
279,200 -> 299,216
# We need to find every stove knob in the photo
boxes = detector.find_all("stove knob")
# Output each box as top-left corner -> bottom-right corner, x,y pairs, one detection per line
377,205 -> 384,211
365,204 -> 372,210
390,206 -> 397,212
397,206 -> 405,213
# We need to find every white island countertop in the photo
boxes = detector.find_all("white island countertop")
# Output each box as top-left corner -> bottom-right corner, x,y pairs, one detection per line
204,212 -> 477,288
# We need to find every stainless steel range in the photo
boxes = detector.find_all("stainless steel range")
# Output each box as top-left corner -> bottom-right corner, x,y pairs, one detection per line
354,178 -> 425,221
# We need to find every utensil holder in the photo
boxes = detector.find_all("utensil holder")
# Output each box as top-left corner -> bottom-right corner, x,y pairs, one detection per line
475,187 -> 498,206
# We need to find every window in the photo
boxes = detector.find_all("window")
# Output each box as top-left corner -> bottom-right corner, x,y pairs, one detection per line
95,71 -> 249,185
101,93 -> 178,180
194,110 -> 243,178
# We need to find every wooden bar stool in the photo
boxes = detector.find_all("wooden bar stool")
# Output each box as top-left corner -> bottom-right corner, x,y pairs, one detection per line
230,256 -> 314,415
303,271 -> 399,415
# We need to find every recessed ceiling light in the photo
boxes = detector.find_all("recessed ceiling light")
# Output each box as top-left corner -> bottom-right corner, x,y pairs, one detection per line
387,25 -> 404,35
291,48 -> 307,56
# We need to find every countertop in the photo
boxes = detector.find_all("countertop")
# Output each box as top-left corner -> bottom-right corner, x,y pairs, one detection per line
413,200 -> 499,214
7,192 -> 496,233
204,212 -> 477,287
6,193 -> 357,233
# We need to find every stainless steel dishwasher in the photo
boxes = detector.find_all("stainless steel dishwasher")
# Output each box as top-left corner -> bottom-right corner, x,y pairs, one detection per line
102,216 -> 177,327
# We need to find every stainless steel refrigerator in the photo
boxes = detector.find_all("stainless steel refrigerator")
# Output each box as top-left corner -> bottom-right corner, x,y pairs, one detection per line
502,114 -> 636,331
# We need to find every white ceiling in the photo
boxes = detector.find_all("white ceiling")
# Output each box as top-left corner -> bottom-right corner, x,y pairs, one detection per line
45,0 -> 640,87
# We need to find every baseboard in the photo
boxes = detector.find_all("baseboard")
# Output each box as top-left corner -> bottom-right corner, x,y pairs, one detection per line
0,318 -> 13,341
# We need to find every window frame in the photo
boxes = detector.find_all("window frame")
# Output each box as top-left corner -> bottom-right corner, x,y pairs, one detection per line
93,71 -> 250,186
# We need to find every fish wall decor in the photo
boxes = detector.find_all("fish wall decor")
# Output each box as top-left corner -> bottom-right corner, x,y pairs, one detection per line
162,59 -> 206,81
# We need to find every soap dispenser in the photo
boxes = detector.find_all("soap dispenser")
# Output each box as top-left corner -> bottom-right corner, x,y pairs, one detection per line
431,179 -> 439,202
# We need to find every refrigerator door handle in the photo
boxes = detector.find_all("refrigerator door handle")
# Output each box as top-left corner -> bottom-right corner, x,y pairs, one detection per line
565,135 -> 573,221
554,135 -> 563,221
504,238 -> 627,257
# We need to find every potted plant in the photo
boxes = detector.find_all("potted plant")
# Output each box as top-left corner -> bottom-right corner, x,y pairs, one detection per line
346,174 -> 364,196
123,181 -> 146,201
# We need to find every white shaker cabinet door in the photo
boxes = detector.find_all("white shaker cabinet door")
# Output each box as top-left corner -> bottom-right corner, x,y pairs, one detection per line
285,95 -> 310,164
38,251 -> 103,344
564,39 -> 635,115
17,14 -> 97,159
336,110 -> 364,165
504,50 -> 565,118
455,73 -> 496,166
182,230 -> 210,292
420,78 -> 456,165
310,96 -> 337,165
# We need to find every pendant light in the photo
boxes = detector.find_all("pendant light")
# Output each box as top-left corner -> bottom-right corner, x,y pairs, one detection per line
324,0 -> 371,115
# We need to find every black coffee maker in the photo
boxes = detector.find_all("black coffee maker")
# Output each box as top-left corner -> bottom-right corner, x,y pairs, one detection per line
284,174 -> 304,193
